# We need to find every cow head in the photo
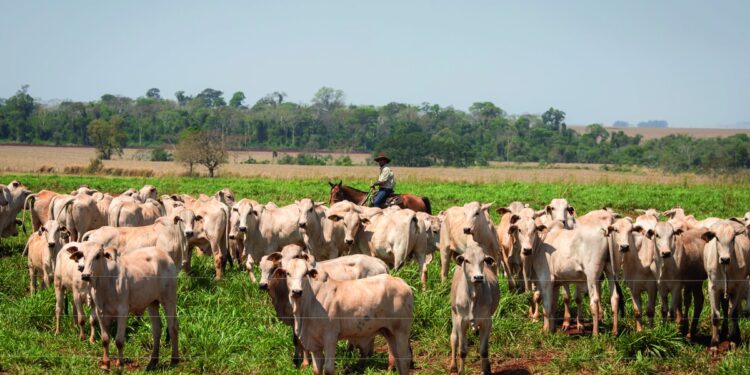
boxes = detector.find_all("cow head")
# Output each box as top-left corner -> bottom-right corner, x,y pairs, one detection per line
71,242 -> 113,282
7,180 -> 31,204
455,244 -> 495,283
259,252 -> 284,289
537,198 -> 576,230
280,255 -> 317,300
0,185 -> 10,206
462,202 -> 493,235
39,219 -> 70,250
296,198 -> 321,230
137,185 -> 158,203
610,217 -> 635,253
508,210 -> 546,256
172,207 -> 200,239
652,222 -> 681,259
703,221 -> 747,268
236,200 -> 260,234
214,188 -> 236,207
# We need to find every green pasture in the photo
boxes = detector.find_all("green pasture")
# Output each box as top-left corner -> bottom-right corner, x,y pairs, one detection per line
2,174 -> 750,374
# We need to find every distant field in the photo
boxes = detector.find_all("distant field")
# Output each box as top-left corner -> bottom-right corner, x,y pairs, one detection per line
569,126 -> 750,140
0,144 -> 740,185
3,174 -> 750,374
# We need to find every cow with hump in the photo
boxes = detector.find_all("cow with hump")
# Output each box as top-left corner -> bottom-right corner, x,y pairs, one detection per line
71,243 -> 179,371
277,253 -> 413,375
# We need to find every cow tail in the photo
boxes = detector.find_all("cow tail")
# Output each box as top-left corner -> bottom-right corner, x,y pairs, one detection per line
114,204 -> 124,227
81,230 -> 94,242
422,197 -> 432,215
607,232 -> 625,318
22,193 -> 37,233
48,196 -> 58,220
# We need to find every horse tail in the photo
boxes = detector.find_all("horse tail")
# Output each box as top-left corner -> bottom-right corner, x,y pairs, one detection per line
422,197 -> 432,215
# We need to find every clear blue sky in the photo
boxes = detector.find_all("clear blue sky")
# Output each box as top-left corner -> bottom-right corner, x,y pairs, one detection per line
1,1 -> 748,127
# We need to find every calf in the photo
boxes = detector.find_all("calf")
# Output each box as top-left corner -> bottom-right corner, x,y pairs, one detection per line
296,199 -> 334,260
702,221 -> 750,350
280,257 -> 413,375
27,219 -> 69,293
449,244 -> 500,375
439,202 -> 505,283
73,245 -> 179,371
411,211 -> 441,289
54,242 -> 99,342
0,180 -> 32,237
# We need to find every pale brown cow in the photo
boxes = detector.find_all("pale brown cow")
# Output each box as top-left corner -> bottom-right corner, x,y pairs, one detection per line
26,219 -> 70,293
73,245 -> 179,371
54,242 -> 99,342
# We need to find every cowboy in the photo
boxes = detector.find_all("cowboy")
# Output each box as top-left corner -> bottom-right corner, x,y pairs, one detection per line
370,153 -> 395,208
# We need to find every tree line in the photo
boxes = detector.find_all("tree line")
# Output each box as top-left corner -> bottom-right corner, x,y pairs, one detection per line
1,85 -> 748,173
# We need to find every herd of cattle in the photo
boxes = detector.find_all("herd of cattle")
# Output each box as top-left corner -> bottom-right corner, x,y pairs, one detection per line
1,180 -> 750,374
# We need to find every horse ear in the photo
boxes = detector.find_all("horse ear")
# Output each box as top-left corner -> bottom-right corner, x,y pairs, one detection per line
328,182 -> 334,188
338,180 -> 342,186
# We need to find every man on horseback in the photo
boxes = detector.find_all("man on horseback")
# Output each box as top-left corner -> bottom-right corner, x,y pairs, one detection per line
370,153 -> 395,208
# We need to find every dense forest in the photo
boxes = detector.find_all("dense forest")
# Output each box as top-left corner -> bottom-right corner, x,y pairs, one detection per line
1,85 -> 748,173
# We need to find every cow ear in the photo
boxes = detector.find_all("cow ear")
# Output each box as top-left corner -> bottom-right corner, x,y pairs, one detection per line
65,245 -> 79,254
173,215 -> 183,224
603,226 -> 615,236
59,225 -> 67,232
536,224 -> 548,233
232,204 -> 239,212
633,225 -> 644,234
272,267 -> 286,280
496,207 -> 511,215
534,209 -> 545,218
646,229 -> 655,239
625,217 -> 634,223
267,252 -> 283,264
327,214 -> 342,222
484,256 -> 496,266
481,202 -> 494,211
508,225 -> 518,234
674,228 -> 684,236
663,209 -> 676,218
730,217 -> 745,226
298,253 -> 310,262
294,200 -> 300,205
194,215 -> 203,222
509,214 -> 520,224
455,255 -> 465,266
545,205 -> 553,214
314,202 -> 324,206
103,248 -> 115,260
567,206 -> 575,215
69,251 -> 83,261
359,215 -> 371,225
307,269 -> 319,279
37,227 -> 45,235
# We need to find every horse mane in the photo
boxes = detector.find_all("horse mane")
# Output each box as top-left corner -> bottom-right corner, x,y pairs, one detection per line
340,184 -> 368,195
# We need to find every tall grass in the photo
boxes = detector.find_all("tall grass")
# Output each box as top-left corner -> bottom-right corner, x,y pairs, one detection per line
1,173 -> 750,373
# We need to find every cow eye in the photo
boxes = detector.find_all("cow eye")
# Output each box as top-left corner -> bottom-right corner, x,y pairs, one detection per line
95,254 -> 101,260
286,272 -> 291,277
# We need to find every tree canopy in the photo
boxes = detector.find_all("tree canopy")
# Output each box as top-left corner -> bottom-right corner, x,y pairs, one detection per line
1,85 -> 748,173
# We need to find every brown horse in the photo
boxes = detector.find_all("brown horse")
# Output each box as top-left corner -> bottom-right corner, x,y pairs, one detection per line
328,181 -> 432,214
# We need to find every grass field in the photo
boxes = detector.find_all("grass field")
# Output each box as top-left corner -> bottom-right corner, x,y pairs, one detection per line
3,174 -> 750,374
568,126 -> 750,141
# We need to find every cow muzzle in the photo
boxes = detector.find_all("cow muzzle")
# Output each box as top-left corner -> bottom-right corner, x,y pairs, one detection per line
239,226 -> 247,233
345,239 -> 354,245
298,222 -> 306,228
463,228 -> 472,234
81,273 -> 91,281
522,247 -> 532,256
619,245 -> 629,253
185,230 -> 194,238
472,275 -> 484,283
259,283 -> 268,290
291,289 -> 302,298
228,234 -> 235,240
720,257 -> 730,265
48,243 -> 56,249
661,251 -> 672,258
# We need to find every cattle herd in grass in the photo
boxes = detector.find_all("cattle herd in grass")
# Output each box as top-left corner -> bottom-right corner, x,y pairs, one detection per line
1,180 -> 750,374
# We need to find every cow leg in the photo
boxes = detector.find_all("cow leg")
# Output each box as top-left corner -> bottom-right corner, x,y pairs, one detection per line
449,315 -> 461,373
310,351 -> 324,375
646,283 -> 657,328
182,246 -> 193,275
73,292 -> 86,340
672,284 -> 683,328
630,286 -> 644,332
720,294 -> 729,341
608,273 -> 620,335
439,246 -> 451,283
394,330 -> 412,375
729,293 -> 742,346
29,266 -> 36,294
691,286 -> 704,340
99,316 -> 112,371
416,254 -> 428,291
322,333 -> 337,375
211,240 -> 224,280
245,254 -> 257,283
682,286 -> 692,336
353,337 -> 374,372
89,308 -> 97,344
560,284 -> 572,331
709,289 -> 721,351
479,319 -> 492,375
540,279 -> 555,332
55,286 -> 64,335
147,303 -> 162,370
587,276 -> 601,336
574,284 -> 585,332
115,309 -> 128,369
292,333 -> 303,367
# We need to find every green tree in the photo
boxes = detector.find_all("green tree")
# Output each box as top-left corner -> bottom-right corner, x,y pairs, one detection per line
146,88 -> 161,100
2,85 -> 35,142
87,115 -> 127,160
229,91 -> 247,108
541,107 -> 566,132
